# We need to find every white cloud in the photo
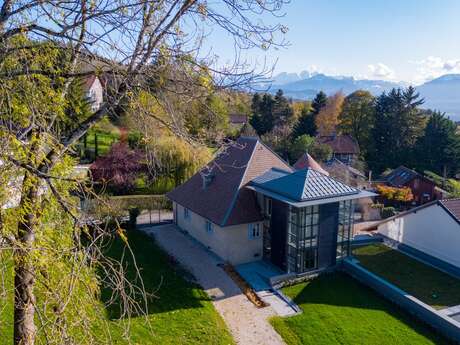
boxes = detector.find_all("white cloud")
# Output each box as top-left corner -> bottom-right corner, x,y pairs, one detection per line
410,56 -> 460,84
367,63 -> 396,80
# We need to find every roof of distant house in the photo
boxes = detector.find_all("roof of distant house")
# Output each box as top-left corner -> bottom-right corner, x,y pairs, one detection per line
324,158 -> 366,179
439,198 -> 460,223
317,134 -> 360,155
229,114 -> 248,125
293,152 -> 329,175
84,75 -> 98,89
250,167 -> 361,203
167,137 -> 293,227
385,166 -> 423,187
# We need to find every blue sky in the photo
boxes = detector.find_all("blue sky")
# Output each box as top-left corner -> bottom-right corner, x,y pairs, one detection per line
206,0 -> 460,85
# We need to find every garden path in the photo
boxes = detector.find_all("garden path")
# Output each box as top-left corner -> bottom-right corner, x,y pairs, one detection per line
140,224 -> 285,345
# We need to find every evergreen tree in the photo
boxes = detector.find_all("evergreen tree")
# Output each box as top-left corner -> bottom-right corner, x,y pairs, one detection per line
62,78 -> 92,136
311,91 -> 328,115
249,93 -> 275,135
415,111 -> 460,176
292,91 -> 327,138
367,87 -> 426,173
272,89 -> 294,127
292,106 -> 316,138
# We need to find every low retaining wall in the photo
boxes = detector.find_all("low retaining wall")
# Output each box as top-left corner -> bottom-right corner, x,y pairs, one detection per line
351,236 -> 383,247
343,258 -> 460,343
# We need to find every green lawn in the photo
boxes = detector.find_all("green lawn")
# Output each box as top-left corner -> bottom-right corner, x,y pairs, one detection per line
80,129 -> 120,157
0,230 -> 234,345
270,273 -> 450,345
353,244 -> 460,309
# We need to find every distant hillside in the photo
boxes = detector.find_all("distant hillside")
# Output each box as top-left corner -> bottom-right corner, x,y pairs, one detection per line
417,74 -> 460,120
262,73 -> 403,100
260,72 -> 460,120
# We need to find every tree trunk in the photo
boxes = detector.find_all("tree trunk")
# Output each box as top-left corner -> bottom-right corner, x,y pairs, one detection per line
14,173 -> 38,345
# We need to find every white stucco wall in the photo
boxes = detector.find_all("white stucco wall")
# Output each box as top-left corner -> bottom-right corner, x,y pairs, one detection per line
87,77 -> 104,111
173,202 -> 263,265
377,203 -> 460,268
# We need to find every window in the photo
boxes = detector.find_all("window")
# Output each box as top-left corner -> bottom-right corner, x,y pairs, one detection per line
287,205 -> 319,273
248,223 -> 260,239
337,200 -> 353,260
183,207 -> 190,220
205,220 -> 213,233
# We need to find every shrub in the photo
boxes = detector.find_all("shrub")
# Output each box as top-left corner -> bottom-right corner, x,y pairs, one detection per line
90,142 -> 144,194
376,184 -> 413,202
381,207 -> 396,219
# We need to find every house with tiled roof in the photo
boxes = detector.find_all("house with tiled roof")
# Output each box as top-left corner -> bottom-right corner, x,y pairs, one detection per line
167,137 -> 374,274
293,152 -> 329,175
317,134 -> 359,165
373,198 -> 460,275
384,166 -> 447,205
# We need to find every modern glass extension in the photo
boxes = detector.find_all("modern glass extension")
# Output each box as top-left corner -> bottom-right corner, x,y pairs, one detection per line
287,205 -> 320,273
337,200 -> 353,260
286,200 -> 354,274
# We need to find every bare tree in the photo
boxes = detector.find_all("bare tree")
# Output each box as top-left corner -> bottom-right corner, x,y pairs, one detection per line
0,1 -> 289,344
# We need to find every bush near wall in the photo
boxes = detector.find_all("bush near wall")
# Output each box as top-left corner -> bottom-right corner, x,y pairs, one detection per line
381,207 -> 396,219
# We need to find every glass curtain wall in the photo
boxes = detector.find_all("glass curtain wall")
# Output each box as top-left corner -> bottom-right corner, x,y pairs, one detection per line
287,205 -> 319,273
336,200 -> 354,260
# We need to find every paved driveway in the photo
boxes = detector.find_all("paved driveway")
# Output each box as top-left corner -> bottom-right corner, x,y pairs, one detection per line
141,224 -> 285,345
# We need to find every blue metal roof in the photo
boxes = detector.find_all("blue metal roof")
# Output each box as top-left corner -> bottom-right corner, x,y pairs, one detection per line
250,168 -> 360,202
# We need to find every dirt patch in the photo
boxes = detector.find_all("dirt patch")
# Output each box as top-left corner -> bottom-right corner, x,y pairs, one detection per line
221,263 -> 269,308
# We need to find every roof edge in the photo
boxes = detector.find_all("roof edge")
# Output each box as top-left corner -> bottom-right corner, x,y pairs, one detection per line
439,199 -> 460,225
360,200 -> 446,231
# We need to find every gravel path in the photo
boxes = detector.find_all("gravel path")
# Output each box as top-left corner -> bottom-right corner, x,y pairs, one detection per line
141,224 -> 285,345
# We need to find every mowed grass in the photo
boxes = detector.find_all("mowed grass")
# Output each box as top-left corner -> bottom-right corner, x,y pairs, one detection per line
353,244 -> 460,309
0,230 -> 234,345
270,273 -> 450,345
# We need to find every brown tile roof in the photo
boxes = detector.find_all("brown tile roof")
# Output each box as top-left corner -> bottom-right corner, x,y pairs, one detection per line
229,114 -> 248,125
166,137 -> 293,226
440,199 -> 460,224
84,75 -> 97,89
385,166 -> 434,188
317,135 -> 360,155
293,153 -> 329,176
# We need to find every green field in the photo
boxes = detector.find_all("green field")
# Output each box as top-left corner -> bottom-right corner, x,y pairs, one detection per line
353,244 -> 460,309
0,230 -> 234,344
270,273 -> 449,345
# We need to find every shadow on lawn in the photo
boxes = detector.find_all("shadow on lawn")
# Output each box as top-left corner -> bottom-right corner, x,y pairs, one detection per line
99,229 -> 209,320
289,273 -> 452,344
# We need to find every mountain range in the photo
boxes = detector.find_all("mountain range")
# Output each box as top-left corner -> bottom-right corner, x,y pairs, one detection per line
261,72 -> 460,120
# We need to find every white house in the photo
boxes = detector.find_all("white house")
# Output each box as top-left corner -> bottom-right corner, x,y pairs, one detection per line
375,199 -> 460,270
84,75 -> 104,111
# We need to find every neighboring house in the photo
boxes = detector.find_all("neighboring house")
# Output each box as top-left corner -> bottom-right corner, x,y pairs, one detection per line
323,158 -> 368,189
375,198 -> 460,272
317,134 -> 359,165
167,137 -> 374,275
229,113 -> 248,127
384,166 -> 448,205
84,75 -> 104,111
293,152 -> 329,175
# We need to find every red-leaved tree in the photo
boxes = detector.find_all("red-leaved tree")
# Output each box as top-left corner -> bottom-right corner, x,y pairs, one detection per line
90,143 -> 143,193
